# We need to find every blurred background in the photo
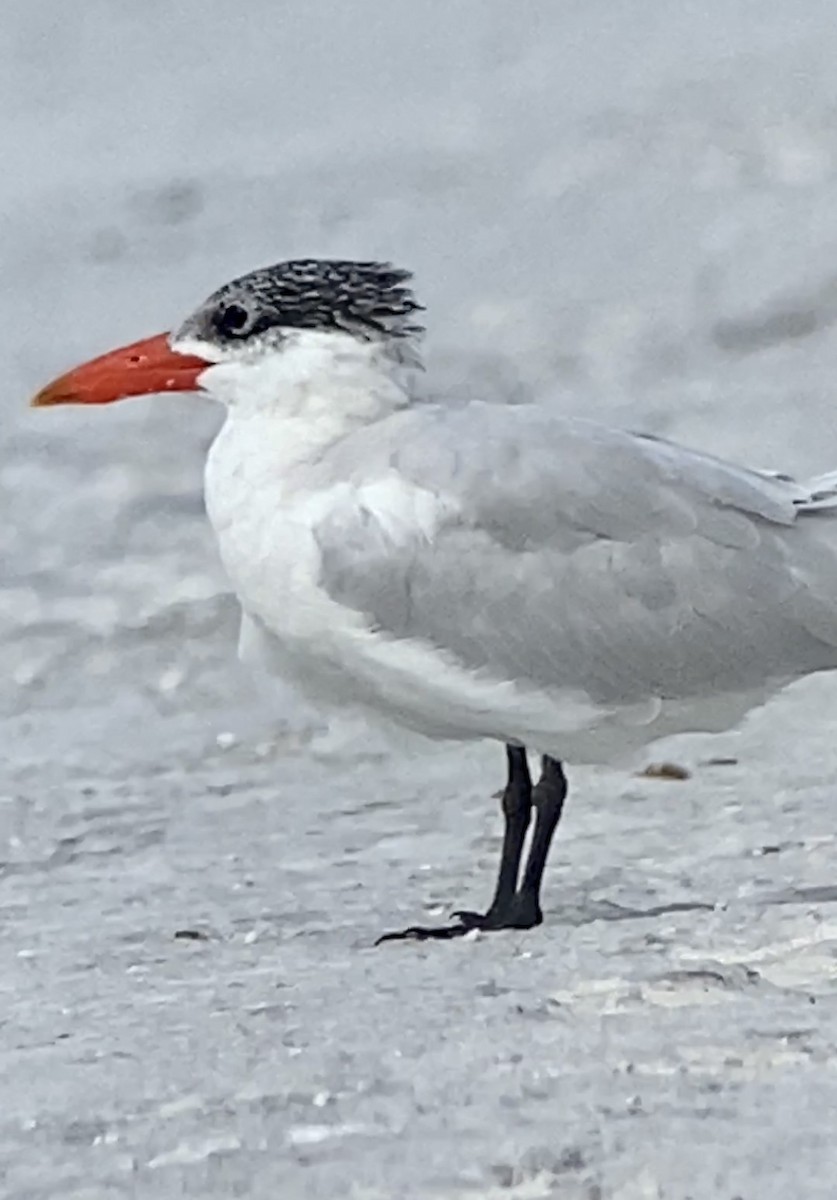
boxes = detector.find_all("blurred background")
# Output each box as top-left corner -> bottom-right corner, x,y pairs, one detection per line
6,0 -> 837,739
5,4 -> 837,1197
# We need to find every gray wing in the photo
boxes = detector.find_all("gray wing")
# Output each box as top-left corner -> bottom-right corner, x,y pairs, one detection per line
310,404 -> 837,705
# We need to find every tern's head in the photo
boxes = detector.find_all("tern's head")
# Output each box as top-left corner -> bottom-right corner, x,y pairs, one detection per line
31,258 -> 425,414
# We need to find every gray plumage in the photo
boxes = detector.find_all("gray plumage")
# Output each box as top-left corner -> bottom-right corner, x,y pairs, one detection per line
308,403 -> 837,708
177,255 -> 837,760
170,253 -> 837,935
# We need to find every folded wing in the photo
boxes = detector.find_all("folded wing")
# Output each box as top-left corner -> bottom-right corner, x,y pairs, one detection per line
309,404 -> 837,706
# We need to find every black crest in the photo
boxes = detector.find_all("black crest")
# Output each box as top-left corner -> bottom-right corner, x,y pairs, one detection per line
180,259 -> 425,348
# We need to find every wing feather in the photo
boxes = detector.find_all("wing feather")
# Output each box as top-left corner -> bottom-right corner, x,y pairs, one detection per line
311,404 -> 837,705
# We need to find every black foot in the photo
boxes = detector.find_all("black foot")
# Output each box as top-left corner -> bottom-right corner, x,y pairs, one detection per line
375,747 -> 566,947
375,921 -> 472,944
375,894 -> 542,944
453,893 -> 542,930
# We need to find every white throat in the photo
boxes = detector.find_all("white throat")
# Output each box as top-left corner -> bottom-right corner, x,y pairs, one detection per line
199,329 -> 416,509
180,327 -> 412,411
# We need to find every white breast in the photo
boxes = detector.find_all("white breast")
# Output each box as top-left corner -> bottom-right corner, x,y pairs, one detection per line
204,414 -> 644,760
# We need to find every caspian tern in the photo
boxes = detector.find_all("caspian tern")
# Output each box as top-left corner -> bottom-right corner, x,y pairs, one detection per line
32,258 -> 837,942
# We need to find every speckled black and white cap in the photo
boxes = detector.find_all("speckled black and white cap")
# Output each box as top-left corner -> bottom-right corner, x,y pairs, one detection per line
174,258 -> 425,350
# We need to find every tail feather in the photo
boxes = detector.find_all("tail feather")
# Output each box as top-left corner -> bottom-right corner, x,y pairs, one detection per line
799,469 -> 837,511
755,466 -> 837,513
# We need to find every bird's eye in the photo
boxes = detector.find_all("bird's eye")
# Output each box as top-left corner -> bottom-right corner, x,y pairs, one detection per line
214,302 -> 253,338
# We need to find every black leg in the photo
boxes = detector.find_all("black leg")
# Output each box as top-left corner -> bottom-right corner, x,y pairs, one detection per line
512,755 -> 567,928
375,747 -> 567,945
470,746 -> 533,919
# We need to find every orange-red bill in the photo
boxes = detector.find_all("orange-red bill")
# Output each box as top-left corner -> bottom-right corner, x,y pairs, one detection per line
30,333 -> 210,408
